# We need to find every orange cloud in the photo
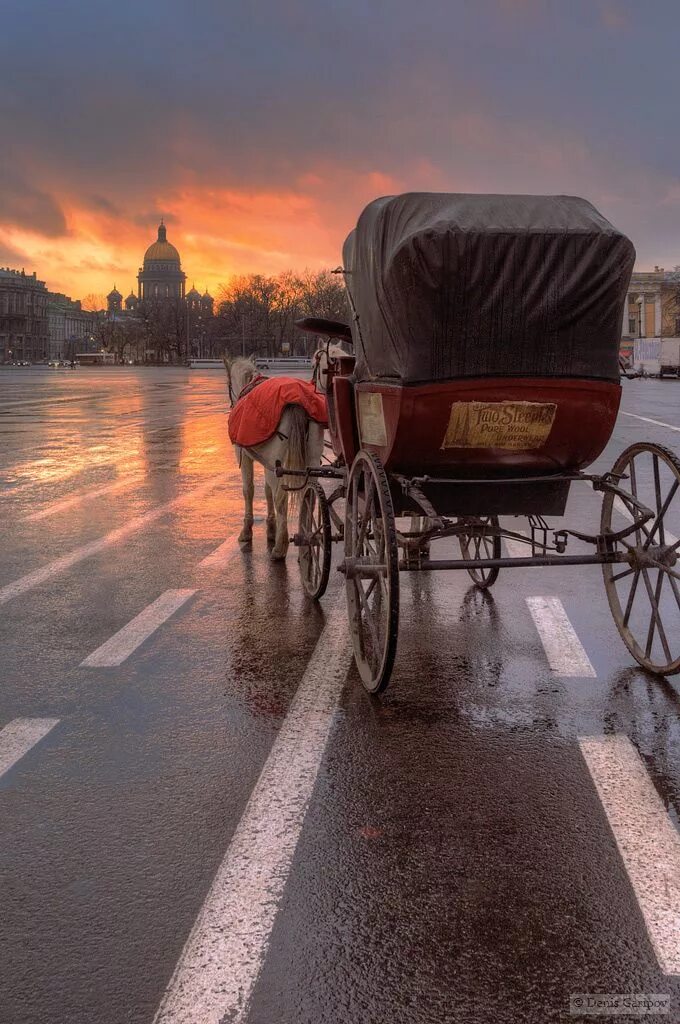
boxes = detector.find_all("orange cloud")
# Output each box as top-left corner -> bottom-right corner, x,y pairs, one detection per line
0,165 -> 417,300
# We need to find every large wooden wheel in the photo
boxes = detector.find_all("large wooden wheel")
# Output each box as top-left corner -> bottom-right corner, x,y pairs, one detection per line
297,482 -> 331,600
458,516 -> 501,589
602,442 -> 680,675
344,451 -> 399,694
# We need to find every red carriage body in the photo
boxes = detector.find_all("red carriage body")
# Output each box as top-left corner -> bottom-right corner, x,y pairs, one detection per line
322,192 -> 634,514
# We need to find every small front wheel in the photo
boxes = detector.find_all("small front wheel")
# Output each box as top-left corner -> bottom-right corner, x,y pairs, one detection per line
458,516 -> 501,590
297,482 -> 331,600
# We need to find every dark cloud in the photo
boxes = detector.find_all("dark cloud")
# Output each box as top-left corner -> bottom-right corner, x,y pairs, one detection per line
1,0 -> 680,267
0,169 -> 67,237
87,195 -> 121,216
133,211 -> 178,229
0,240 -> 31,270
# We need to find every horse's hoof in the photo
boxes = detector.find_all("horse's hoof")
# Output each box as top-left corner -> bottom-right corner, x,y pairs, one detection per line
266,521 -> 277,544
238,530 -> 253,544
270,549 -> 287,562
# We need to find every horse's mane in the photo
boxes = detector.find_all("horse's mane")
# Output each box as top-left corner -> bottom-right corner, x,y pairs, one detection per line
226,356 -> 260,396
231,356 -> 259,374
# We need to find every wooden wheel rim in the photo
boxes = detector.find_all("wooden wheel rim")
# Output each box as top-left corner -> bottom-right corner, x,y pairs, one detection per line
344,451 -> 399,694
602,442 -> 680,675
459,516 -> 501,590
298,483 -> 331,600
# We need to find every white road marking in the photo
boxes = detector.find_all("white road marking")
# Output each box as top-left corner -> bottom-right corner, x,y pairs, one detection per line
0,718 -> 60,778
23,475 -> 143,521
504,533 -> 530,560
80,590 -> 196,667
620,411 -> 680,434
199,538 -> 240,568
579,734 -> 680,975
154,602 -> 352,1024
614,497 -> 678,546
198,519 -> 266,568
0,476 -> 222,607
526,595 -> 596,676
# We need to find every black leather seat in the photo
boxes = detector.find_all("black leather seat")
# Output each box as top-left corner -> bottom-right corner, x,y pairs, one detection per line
294,317 -> 353,343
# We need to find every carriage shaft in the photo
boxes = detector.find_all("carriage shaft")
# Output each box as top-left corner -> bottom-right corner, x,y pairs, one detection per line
408,552 -> 629,571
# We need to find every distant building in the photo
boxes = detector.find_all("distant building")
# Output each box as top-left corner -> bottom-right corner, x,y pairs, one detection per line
0,268 -> 49,363
107,221 -> 213,315
137,220 -> 186,301
47,292 -> 97,360
106,221 -> 214,361
622,267 -> 680,345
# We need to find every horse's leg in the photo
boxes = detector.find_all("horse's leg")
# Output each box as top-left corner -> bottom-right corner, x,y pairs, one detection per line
238,452 -> 254,543
268,470 -> 289,561
264,480 -> 276,544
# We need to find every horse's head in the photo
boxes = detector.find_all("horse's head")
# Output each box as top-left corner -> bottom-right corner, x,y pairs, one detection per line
225,356 -> 259,406
312,342 -> 347,394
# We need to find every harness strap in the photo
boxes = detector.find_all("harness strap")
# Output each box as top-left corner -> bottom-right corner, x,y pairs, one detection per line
237,373 -> 267,402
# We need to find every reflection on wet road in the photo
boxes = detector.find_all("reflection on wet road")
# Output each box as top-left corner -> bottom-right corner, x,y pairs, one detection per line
2,366 -> 680,1024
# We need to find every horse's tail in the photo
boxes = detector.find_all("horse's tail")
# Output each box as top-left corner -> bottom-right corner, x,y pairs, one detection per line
283,404 -> 310,510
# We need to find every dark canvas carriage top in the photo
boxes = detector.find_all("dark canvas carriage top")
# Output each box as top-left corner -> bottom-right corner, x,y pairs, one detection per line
342,193 -> 635,385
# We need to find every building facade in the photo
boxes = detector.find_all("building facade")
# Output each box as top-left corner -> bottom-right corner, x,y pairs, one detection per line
47,293 -> 97,360
621,267 -> 680,349
0,268 -> 49,363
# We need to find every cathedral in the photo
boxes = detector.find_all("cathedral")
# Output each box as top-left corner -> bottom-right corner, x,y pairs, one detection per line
106,221 -> 213,317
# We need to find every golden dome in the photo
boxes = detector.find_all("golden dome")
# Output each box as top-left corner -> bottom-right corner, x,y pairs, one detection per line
144,222 -> 180,264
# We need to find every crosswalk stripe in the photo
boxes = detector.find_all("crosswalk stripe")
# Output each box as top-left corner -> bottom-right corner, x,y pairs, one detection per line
80,590 -> 196,667
198,519 -> 266,568
620,411 -> 680,434
153,601 -> 352,1024
198,538 -> 240,568
23,475 -> 143,521
0,718 -> 60,778
579,735 -> 680,975
504,534 -> 530,560
526,595 -> 596,677
0,475 -> 223,607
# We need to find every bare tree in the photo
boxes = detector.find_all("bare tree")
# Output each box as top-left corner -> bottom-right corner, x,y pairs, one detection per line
215,269 -> 349,357
82,293 -> 106,313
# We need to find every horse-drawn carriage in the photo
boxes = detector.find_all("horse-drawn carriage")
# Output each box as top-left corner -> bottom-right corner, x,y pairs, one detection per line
282,193 -> 680,694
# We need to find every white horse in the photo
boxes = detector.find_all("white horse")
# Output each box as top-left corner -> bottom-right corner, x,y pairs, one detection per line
225,356 -> 326,561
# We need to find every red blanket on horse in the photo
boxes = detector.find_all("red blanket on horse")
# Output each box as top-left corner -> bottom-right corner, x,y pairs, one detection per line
228,376 -> 328,447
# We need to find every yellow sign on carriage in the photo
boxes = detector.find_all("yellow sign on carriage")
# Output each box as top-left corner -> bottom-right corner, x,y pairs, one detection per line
441,400 -> 557,450
358,392 -> 388,446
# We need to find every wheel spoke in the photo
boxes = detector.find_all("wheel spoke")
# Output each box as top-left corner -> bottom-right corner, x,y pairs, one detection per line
628,457 -> 645,547
644,480 -> 679,550
645,557 -> 680,582
357,476 -> 375,551
357,581 -> 381,655
641,567 -> 672,662
622,568 -> 641,627
653,454 -> 665,545
611,566 -> 636,583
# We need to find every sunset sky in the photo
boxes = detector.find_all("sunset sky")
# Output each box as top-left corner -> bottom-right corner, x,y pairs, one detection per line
3,0 -> 680,300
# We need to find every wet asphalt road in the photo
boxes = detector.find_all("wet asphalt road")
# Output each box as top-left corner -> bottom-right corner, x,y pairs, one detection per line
1,366 -> 680,1024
